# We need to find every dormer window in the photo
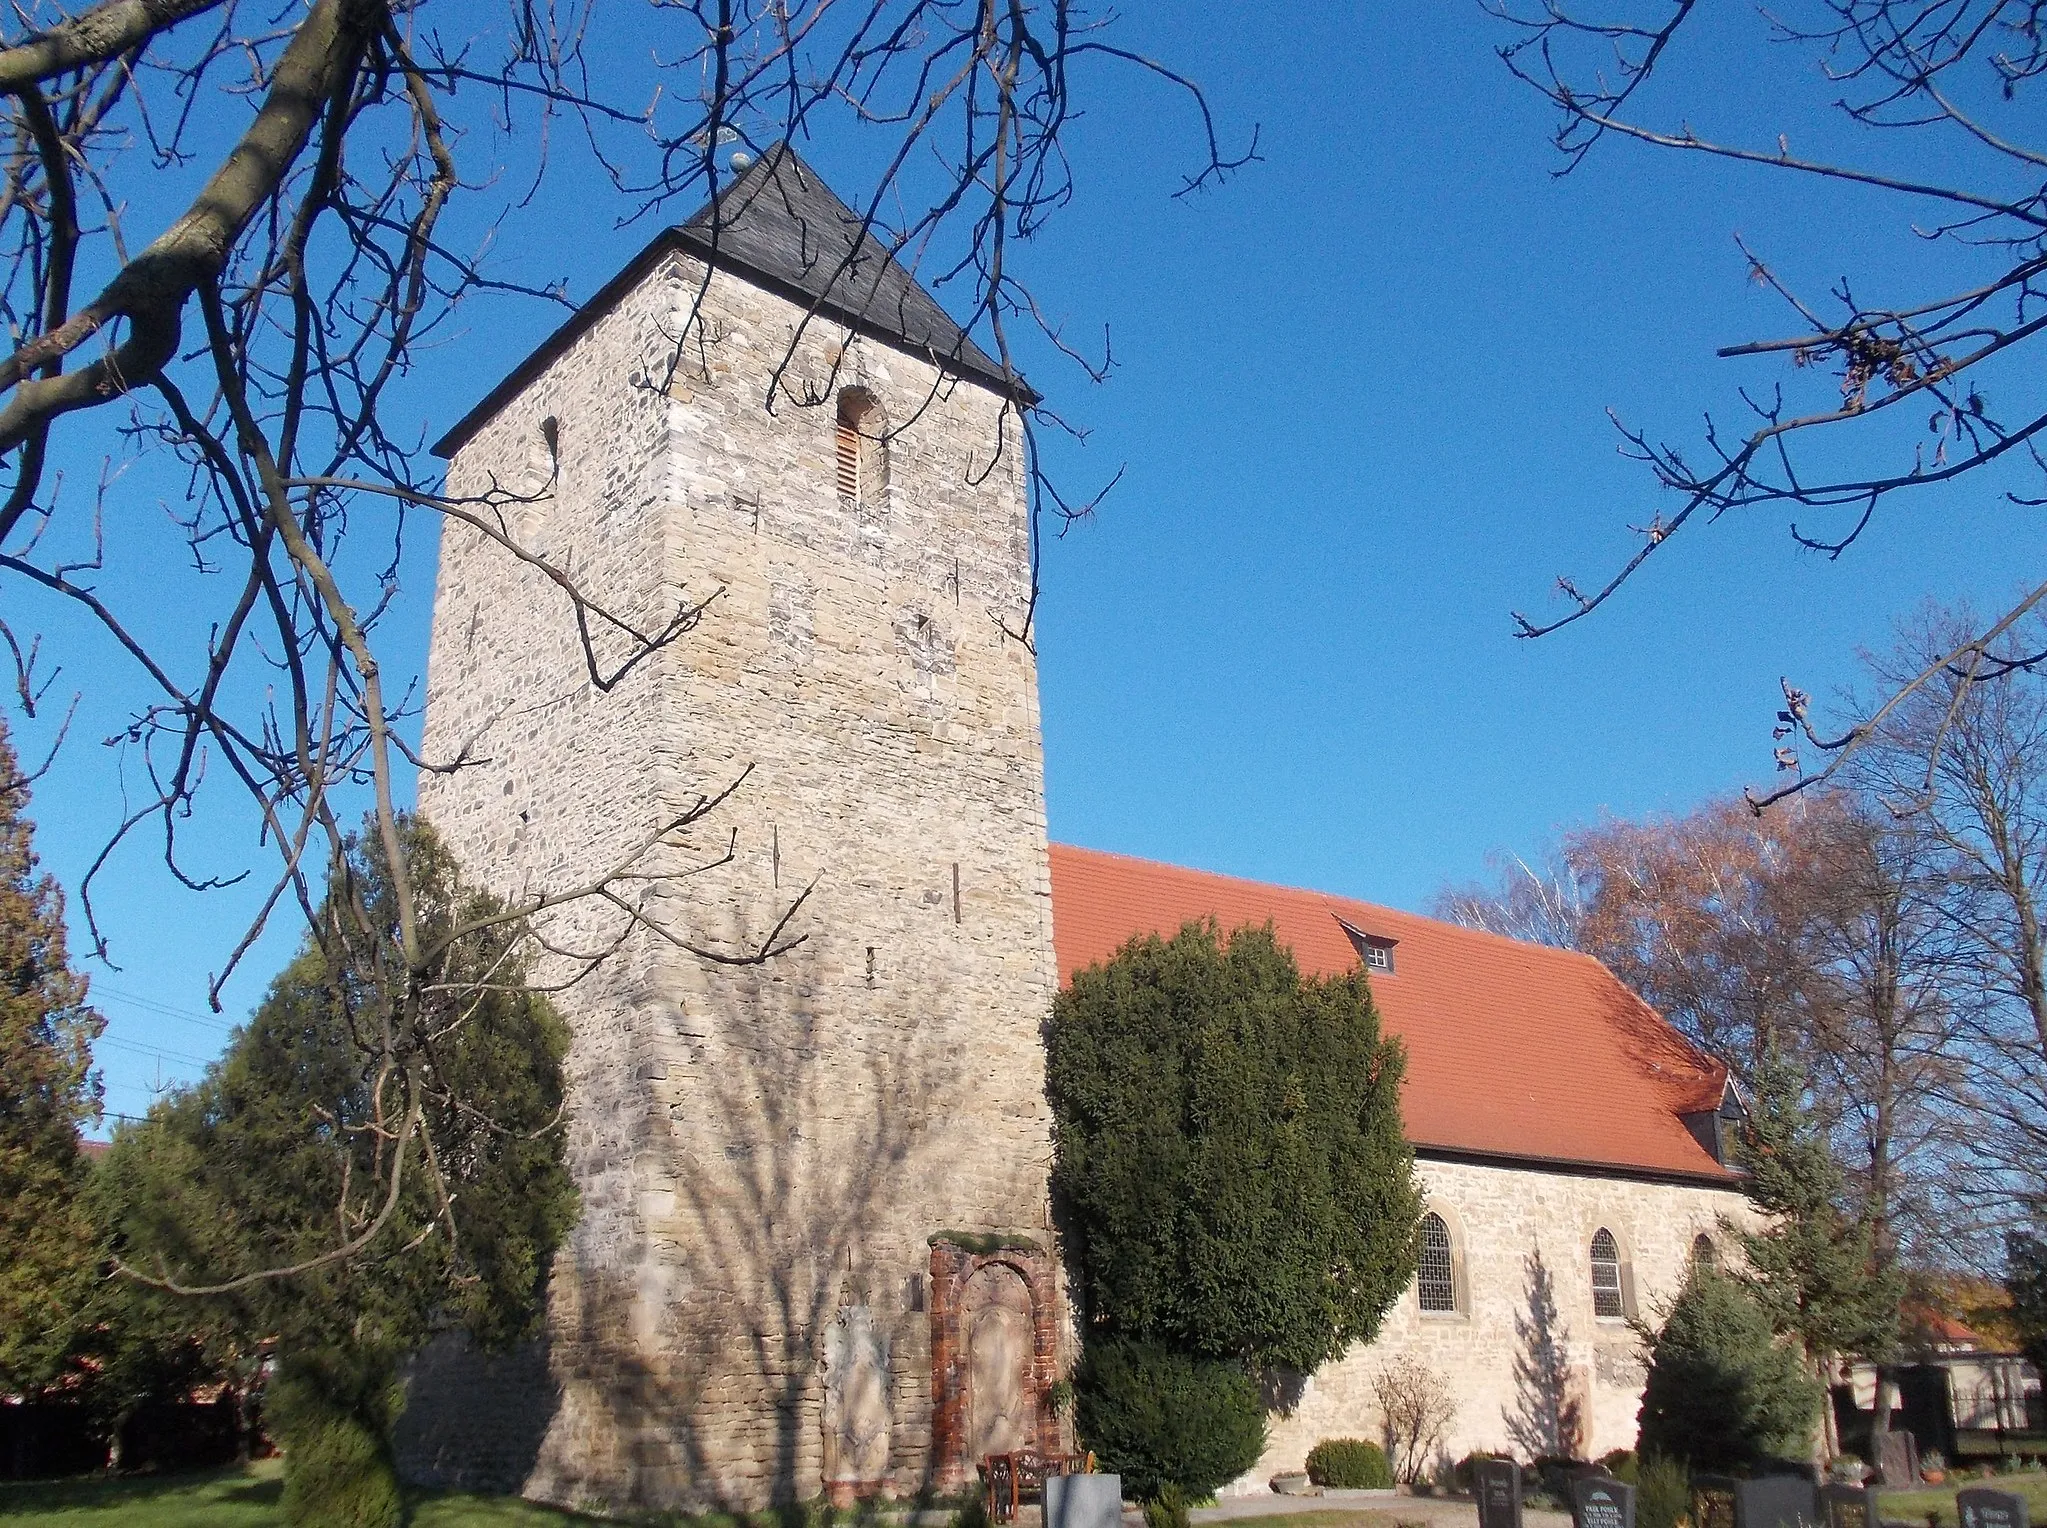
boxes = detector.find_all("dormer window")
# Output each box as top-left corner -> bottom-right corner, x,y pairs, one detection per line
835,387 -> 888,503
1336,916 -> 1398,976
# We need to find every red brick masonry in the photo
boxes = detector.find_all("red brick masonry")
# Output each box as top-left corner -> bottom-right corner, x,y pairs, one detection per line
928,1237 -> 1062,1493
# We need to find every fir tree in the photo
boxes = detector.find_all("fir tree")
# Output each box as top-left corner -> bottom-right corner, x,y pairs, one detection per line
1734,1051 -> 1903,1374
97,819 -> 575,1527
1048,920 -> 1421,1374
1638,1265 -> 1824,1472
0,718 -> 104,1395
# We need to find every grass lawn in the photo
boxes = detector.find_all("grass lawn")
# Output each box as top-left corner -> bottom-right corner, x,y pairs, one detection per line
0,1460 -> 609,1525
1875,1469 -> 2047,1526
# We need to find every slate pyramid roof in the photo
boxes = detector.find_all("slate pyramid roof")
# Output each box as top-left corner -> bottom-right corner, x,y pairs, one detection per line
434,142 -> 1033,458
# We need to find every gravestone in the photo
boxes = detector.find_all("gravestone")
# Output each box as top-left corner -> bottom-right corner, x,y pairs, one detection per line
1573,1475 -> 1637,1528
1957,1488 -> 2030,1528
1821,1483 -> 1879,1528
821,1305 -> 893,1499
1874,1429 -> 1919,1487
1477,1457 -> 1523,1528
1045,1474 -> 1123,1528
1734,1474 -> 1820,1528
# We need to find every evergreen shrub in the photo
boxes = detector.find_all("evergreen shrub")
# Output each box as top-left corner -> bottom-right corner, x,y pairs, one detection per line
1074,1340 -> 1266,1499
1048,922 -> 1421,1374
1305,1438 -> 1393,1489
1636,1455 -> 1690,1528
1144,1483 -> 1191,1528
1637,1267 -> 1822,1472
269,1349 -> 404,1528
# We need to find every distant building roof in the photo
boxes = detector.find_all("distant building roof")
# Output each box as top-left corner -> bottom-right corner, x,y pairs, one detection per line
433,142 -> 1033,458
1049,843 -> 1739,1185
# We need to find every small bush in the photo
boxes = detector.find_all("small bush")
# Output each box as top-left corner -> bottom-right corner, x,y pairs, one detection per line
267,1348 -> 404,1528
1601,1449 -> 1639,1484
1306,1438 -> 1394,1489
1144,1483 -> 1191,1528
1451,1452 -> 1508,1494
1075,1340 -> 1267,1500
1637,1454 -> 1690,1528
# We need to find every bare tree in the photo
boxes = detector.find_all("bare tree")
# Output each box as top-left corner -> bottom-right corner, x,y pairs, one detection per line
1489,0 -> 2047,806
1431,844 -> 1588,949
0,0 -> 1246,1289
1854,607 -> 2047,1227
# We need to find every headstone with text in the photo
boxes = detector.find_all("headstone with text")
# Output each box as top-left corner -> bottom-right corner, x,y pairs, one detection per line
1821,1482 -> 1879,1528
1477,1457 -> 1523,1528
1573,1475 -> 1637,1528
1957,1489 -> 2030,1528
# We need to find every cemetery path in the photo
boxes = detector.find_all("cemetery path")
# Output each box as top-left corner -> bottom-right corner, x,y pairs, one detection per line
1186,1491 -> 1573,1528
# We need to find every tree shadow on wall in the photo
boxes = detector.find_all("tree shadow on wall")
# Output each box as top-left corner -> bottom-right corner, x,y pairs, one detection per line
1504,1250 -> 1583,1461
523,911 -> 972,1519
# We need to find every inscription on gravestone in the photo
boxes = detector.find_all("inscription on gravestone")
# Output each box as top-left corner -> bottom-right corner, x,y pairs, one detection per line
1573,1476 -> 1637,1528
1476,1458 -> 1523,1528
1821,1483 -> 1878,1528
1957,1488 -> 2030,1528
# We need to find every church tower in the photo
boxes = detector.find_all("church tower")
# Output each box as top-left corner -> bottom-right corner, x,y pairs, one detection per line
409,146 -> 1064,1513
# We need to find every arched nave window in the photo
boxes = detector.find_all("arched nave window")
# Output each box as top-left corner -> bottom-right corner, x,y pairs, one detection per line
1591,1228 -> 1628,1319
1417,1212 -> 1457,1313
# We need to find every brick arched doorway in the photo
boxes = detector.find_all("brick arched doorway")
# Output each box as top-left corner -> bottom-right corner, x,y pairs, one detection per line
928,1236 -> 1062,1491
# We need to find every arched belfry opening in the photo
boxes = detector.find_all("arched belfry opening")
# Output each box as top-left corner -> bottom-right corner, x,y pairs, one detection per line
835,386 -> 889,503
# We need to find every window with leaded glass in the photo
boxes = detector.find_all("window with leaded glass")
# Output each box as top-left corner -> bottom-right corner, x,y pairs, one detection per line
1417,1212 -> 1456,1313
1591,1228 -> 1625,1318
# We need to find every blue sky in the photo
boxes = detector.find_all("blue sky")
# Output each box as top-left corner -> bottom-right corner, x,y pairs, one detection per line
9,4 -> 2031,1129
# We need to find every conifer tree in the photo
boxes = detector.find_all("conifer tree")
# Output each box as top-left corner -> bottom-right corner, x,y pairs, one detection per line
1048,920 -> 1421,1374
2009,1227 -> 2047,1377
0,717 -> 103,1395
1735,1052 -> 1901,1404
1638,1265 -> 1824,1472
98,819 -> 574,1527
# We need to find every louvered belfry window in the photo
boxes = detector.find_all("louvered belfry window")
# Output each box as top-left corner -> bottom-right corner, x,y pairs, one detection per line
835,415 -> 861,500
1417,1212 -> 1456,1313
1591,1228 -> 1625,1318
835,387 -> 886,503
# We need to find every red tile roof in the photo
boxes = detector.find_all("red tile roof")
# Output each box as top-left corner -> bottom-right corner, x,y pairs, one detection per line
1049,844 -> 1737,1184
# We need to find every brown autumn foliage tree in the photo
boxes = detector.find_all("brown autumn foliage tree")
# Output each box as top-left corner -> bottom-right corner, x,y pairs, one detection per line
1437,791 -> 1966,1260
0,715 -> 103,1394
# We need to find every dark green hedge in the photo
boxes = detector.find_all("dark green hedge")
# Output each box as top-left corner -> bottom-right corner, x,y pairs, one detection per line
1074,1340 -> 1267,1499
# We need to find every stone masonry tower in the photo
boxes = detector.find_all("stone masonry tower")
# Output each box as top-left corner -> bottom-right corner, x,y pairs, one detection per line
409,146 -> 1064,1513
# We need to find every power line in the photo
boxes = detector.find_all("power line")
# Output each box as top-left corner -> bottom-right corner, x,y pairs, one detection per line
93,983 -> 238,1033
95,1034 -> 213,1069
